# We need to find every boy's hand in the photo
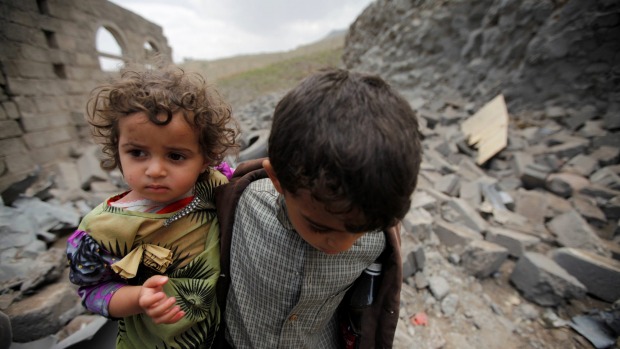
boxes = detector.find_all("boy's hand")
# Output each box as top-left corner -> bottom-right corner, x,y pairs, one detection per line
139,275 -> 185,324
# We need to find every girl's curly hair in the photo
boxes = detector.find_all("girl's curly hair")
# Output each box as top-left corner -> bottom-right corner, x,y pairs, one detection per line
86,65 -> 239,179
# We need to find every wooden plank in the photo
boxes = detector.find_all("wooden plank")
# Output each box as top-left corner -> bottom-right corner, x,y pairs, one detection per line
461,94 -> 509,165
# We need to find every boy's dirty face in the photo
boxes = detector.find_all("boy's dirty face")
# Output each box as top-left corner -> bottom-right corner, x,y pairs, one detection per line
263,159 -> 367,254
280,188 -> 367,255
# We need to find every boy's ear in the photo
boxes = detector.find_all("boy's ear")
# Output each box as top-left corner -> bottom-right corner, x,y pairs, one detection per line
263,159 -> 284,194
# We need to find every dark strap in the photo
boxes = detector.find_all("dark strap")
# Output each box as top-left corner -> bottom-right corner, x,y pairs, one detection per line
213,158 -> 267,348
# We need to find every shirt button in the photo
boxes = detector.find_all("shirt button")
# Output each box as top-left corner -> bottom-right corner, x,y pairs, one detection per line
289,314 -> 298,321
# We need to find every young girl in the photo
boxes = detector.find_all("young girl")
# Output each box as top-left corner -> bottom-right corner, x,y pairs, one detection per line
66,65 -> 238,349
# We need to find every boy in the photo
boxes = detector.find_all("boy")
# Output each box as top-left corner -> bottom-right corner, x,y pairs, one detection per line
218,68 -> 422,348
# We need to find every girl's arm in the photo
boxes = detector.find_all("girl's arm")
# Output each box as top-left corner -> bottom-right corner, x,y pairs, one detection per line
107,275 -> 185,324
67,230 -> 183,323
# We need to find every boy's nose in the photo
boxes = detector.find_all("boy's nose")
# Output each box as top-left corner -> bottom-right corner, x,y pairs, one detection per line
326,235 -> 358,253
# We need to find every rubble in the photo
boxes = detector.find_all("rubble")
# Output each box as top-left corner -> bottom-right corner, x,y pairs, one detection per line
1,3 -> 619,348
2,85 -> 620,348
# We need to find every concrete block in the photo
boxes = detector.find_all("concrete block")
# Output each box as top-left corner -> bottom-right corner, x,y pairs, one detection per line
545,172 -> 590,198
510,252 -> 586,306
459,180 -> 481,208
0,138 -> 28,157
433,219 -> 483,247
551,247 -> 620,303
514,189 -> 548,226
522,163 -> 551,189
485,226 -> 541,258
602,196 -> 620,221
76,145 -> 109,190
52,161 -> 81,191
434,173 -> 460,196
570,195 -> 607,227
410,189 -> 439,213
561,154 -> 598,177
547,210 -> 606,255
0,120 -> 23,139
457,157 -> 491,182
461,239 -> 509,278
22,126 -> 74,149
428,276 -> 450,300
589,145 -> 620,167
590,167 -> 620,191
1,101 -> 20,120
402,208 -> 433,241
5,282 -> 82,342
401,232 -> 425,280
512,152 -> 533,177
545,139 -> 589,160
441,197 -> 488,233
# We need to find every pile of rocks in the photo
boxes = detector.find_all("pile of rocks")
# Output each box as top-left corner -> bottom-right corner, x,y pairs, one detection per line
391,90 -> 620,348
1,85 -> 619,348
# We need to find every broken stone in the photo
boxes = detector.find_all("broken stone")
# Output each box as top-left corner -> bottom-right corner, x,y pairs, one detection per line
570,195 -> 607,228
602,196 -> 620,222
510,252 -> 587,306
562,154 -> 598,177
433,219 -> 483,247
551,247 -> 620,303
460,239 -> 509,278
547,210 -> 607,256
402,207 -> 434,241
590,167 -> 620,191
5,282 -> 82,342
428,276 -> 450,300
441,198 -> 488,233
543,192 -> 574,219
76,145 -> 109,191
485,226 -> 541,258
579,184 -> 620,201
522,163 -> 551,190
514,189 -> 548,226
410,189 -> 439,213
545,172 -> 590,198
589,146 -> 620,167
434,173 -> 461,196
459,180 -> 481,208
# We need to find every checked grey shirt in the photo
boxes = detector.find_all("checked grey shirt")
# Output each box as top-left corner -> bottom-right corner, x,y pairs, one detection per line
225,178 -> 385,349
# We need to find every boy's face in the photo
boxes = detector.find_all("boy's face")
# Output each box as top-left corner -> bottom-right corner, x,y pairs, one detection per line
117,111 -> 208,204
263,160 -> 366,254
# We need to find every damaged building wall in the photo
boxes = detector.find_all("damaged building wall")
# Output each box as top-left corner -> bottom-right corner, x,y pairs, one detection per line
0,0 -> 172,192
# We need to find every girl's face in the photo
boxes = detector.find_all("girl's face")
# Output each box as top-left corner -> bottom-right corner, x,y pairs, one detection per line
117,111 -> 208,204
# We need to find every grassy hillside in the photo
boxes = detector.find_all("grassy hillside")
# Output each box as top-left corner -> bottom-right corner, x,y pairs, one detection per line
180,32 -> 346,107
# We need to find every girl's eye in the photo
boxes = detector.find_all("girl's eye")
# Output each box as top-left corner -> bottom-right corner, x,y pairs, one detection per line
169,153 -> 185,161
128,149 -> 145,157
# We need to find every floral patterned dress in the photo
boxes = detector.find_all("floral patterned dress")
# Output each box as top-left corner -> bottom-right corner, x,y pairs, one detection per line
67,168 -> 230,349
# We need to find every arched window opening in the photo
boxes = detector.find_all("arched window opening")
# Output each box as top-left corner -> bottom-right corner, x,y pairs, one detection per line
143,41 -> 160,69
96,26 -> 124,72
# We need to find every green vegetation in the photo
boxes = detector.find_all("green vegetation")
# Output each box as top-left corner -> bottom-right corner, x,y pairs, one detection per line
214,48 -> 344,107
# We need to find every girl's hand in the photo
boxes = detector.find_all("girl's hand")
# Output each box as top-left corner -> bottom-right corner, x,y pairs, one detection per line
138,275 -> 185,324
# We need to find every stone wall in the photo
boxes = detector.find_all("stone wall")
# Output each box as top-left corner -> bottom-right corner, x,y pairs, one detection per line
0,0 -> 172,192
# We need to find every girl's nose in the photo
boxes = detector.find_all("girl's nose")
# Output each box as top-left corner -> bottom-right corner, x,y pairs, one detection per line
145,159 -> 166,177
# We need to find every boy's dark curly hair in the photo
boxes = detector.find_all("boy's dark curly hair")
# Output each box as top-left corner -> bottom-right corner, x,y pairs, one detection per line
268,68 -> 422,232
86,65 -> 239,179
